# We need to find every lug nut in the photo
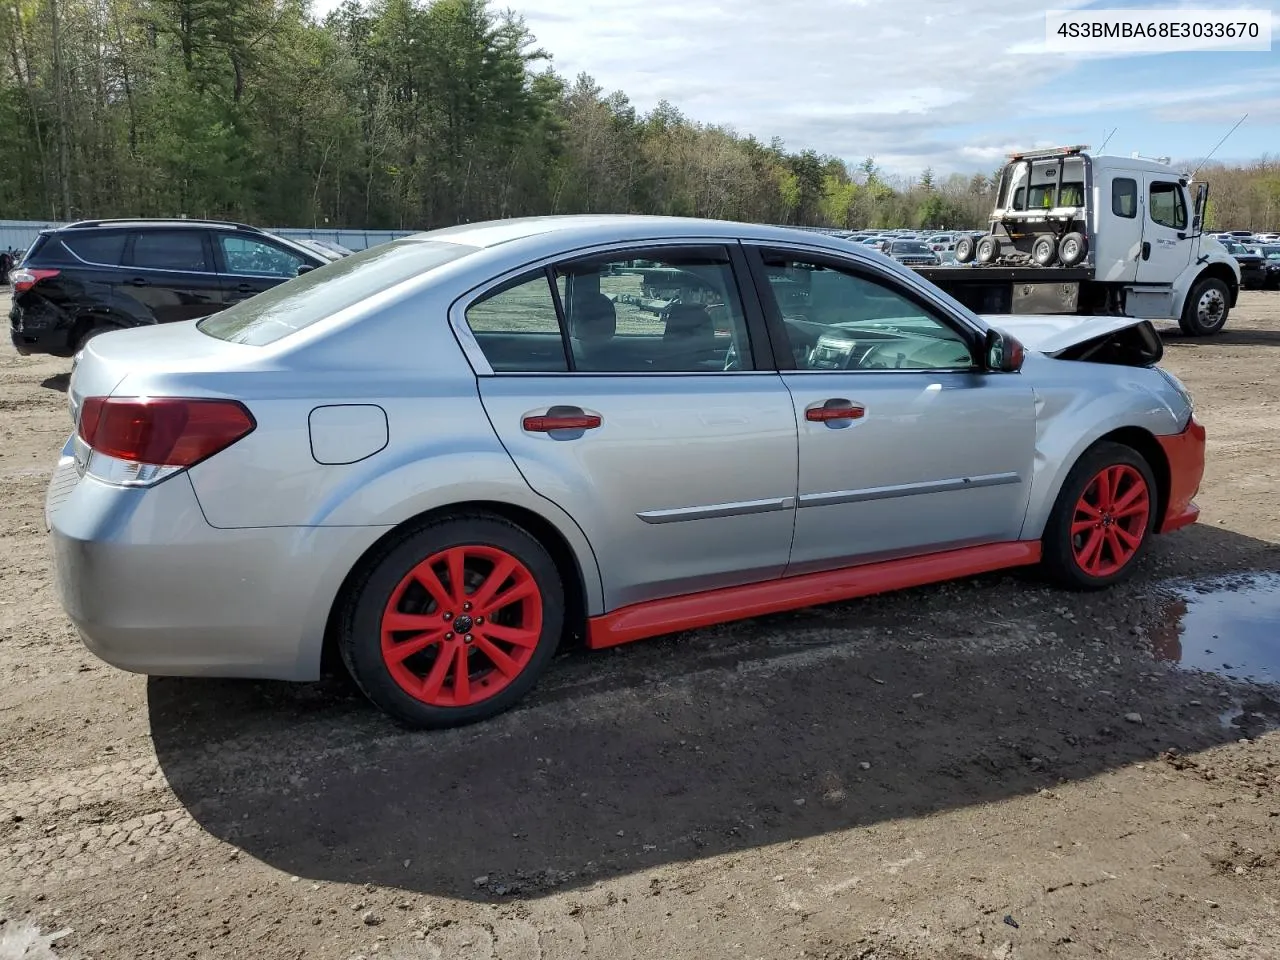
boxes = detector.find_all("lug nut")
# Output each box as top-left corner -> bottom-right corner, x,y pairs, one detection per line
464,634 -> 474,644
443,611 -> 454,621
444,632 -> 454,640
462,602 -> 472,612
475,616 -> 484,625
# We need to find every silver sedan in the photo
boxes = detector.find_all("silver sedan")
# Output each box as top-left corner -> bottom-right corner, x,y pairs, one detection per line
47,216 -> 1206,727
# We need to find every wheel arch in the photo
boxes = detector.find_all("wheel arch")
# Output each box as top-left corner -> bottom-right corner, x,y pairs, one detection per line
1023,424 -> 1171,541
320,499 -> 596,675
1177,262 -> 1239,316
68,308 -> 134,350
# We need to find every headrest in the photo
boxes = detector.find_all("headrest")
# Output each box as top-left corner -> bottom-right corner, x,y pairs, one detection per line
572,293 -> 616,342
663,304 -> 712,338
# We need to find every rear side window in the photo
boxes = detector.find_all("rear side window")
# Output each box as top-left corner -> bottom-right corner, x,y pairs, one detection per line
129,231 -> 210,271
60,232 -> 127,265
1112,178 -> 1137,218
199,238 -> 477,345
465,272 -> 568,372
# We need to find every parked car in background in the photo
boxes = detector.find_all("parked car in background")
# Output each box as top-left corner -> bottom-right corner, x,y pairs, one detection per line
50,215 -> 1204,728
884,239 -> 942,266
9,218 -> 329,357
1254,243 -> 1280,289
1219,239 -> 1267,290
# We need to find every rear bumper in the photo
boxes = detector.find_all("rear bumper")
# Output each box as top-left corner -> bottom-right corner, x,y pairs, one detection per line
10,306 -> 73,357
1155,414 -> 1205,534
48,451 -> 389,680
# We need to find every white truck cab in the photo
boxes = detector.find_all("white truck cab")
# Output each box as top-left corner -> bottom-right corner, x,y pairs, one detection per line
930,146 -> 1241,336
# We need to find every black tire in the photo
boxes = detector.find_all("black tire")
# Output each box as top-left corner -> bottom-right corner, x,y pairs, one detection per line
339,513 -> 565,729
1058,231 -> 1087,267
953,236 -> 976,263
1041,442 -> 1158,591
975,235 -> 1000,264
1031,234 -> 1058,266
1178,276 -> 1230,336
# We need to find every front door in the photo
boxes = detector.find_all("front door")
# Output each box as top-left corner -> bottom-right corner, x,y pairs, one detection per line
121,229 -> 224,323
1136,176 -> 1194,284
465,245 -> 799,611
747,246 -> 1037,575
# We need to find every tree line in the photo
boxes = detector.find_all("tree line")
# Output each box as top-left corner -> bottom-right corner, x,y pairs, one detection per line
2,0 -> 1278,233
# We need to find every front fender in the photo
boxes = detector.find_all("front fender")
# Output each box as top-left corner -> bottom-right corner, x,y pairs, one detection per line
1019,366 -> 1183,540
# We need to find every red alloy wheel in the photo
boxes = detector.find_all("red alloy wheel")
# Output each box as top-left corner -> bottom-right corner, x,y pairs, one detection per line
1070,464 -> 1151,578
380,545 -> 544,708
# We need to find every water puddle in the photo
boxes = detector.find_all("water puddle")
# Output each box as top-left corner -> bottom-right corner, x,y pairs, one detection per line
1148,572 -> 1280,685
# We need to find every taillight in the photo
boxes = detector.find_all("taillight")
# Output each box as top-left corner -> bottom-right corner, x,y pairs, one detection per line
78,397 -> 255,468
10,267 -> 59,294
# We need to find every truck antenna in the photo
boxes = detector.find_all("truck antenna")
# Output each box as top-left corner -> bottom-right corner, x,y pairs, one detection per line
1098,127 -> 1117,152
1191,113 -> 1247,179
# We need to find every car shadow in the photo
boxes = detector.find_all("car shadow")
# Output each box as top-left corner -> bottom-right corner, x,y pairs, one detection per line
40,372 -> 70,393
1161,327 -> 1280,348
150,523 -> 1278,902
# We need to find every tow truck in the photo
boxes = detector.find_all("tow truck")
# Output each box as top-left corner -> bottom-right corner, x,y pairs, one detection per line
913,145 -> 1241,336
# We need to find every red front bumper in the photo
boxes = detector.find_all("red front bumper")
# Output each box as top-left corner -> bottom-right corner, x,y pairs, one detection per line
1155,414 -> 1206,534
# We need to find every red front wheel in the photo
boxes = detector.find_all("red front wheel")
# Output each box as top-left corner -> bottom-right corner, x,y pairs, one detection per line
341,515 -> 564,728
1043,442 -> 1158,589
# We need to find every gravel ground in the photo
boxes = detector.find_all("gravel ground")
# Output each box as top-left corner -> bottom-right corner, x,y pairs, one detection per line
1,289 -> 1278,960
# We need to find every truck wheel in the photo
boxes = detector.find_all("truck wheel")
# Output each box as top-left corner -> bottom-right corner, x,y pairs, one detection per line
953,236 -> 976,263
1058,232 -> 1087,267
975,235 -> 1000,264
1179,277 -> 1230,337
1032,235 -> 1059,266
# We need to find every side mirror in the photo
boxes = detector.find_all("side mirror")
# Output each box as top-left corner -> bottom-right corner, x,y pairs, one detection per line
296,264 -> 315,276
985,328 -> 1025,373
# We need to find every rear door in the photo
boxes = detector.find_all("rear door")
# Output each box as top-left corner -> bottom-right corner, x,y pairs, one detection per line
461,243 -> 800,612
121,229 -> 223,323
745,244 -> 1037,576
211,232 -> 310,306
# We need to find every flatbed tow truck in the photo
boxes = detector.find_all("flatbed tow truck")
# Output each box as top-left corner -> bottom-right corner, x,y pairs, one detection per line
912,145 -> 1241,336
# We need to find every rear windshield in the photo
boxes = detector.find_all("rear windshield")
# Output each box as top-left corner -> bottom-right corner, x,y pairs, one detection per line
198,238 -> 477,345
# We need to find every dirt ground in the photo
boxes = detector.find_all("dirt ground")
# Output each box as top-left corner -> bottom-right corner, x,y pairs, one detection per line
1,289 -> 1278,960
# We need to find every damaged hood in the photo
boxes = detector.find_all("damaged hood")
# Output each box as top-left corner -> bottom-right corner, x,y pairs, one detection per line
979,314 -> 1151,356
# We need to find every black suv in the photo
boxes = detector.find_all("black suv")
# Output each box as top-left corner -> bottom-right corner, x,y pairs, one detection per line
9,218 -> 332,357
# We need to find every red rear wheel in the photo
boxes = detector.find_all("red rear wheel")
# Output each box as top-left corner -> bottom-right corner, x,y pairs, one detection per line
1043,442 -> 1157,590
1069,464 -> 1151,578
380,545 -> 543,708
342,515 -> 564,728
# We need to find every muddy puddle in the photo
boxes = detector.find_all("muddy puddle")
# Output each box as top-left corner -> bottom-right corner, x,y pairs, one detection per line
1148,572 -> 1280,685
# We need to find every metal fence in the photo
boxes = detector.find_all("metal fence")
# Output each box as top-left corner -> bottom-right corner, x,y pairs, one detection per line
0,219 -> 419,254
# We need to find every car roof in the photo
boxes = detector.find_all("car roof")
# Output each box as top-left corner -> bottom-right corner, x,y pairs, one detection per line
416,214 -> 871,253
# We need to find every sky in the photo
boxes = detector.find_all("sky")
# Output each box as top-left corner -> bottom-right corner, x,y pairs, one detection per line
312,0 -> 1280,178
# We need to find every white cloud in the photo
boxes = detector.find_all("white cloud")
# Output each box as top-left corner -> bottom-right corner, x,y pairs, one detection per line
311,0 -> 1280,175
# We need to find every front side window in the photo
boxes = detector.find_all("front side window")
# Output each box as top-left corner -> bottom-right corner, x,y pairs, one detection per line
1112,177 -> 1137,218
129,230 -> 209,271
1149,181 -> 1187,230
758,252 -> 976,371
219,235 -> 306,278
